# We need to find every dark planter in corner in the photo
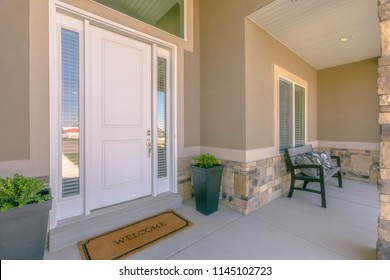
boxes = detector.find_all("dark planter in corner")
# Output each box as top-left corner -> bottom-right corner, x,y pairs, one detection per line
190,164 -> 223,215
0,175 -> 52,260
0,191 -> 51,259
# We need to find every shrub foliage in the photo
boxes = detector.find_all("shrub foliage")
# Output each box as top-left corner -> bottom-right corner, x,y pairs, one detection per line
0,174 -> 51,212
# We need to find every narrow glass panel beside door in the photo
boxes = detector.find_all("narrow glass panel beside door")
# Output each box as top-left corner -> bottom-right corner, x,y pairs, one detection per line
157,57 -> 168,178
61,29 -> 80,198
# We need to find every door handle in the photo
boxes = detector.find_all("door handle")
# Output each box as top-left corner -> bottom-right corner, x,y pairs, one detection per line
146,139 -> 152,158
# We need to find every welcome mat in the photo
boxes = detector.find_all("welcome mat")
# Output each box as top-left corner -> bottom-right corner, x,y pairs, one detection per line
79,210 -> 193,260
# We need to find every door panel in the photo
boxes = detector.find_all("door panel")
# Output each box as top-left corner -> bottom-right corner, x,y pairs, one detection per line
103,140 -> 143,187
103,40 -> 143,127
89,26 -> 152,210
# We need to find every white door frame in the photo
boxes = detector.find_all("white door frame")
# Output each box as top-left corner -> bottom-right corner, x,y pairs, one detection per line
49,1 -> 178,229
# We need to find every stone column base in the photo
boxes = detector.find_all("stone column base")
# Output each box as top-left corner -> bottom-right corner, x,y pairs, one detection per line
377,239 -> 390,260
377,179 -> 390,259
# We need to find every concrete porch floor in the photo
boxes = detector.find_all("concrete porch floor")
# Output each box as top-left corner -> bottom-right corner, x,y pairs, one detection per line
44,178 -> 379,260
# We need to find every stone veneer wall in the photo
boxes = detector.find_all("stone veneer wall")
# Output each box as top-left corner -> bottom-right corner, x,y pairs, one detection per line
177,157 -> 194,201
316,147 -> 380,184
377,0 -> 390,260
220,156 -> 290,214
178,155 -> 291,215
177,147 -> 379,215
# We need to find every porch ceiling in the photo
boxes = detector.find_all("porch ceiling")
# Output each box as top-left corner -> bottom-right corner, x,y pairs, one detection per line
94,0 -> 178,24
249,0 -> 380,70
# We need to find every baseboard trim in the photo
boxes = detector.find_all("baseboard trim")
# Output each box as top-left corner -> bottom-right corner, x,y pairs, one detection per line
180,141 -> 380,163
318,141 -> 380,151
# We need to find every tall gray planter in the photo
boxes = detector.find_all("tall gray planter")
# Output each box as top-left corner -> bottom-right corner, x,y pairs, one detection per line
190,165 -> 223,215
0,189 -> 52,260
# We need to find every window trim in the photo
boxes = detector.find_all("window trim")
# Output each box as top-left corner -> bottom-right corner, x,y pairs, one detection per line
60,27 -> 82,199
274,65 -> 308,154
154,46 -> 172,195
54,14 -> 86,221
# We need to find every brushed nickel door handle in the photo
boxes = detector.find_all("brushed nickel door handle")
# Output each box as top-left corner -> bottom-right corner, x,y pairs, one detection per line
146,139 -> 152,158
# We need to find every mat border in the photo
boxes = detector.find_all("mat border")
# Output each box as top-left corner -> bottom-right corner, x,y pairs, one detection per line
78,209 -> 193,260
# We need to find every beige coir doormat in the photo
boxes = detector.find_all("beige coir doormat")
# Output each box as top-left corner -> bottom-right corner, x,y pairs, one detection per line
78,210 -> 193,260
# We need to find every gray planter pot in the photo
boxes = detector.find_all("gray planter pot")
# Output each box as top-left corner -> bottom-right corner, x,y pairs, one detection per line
190,165 -> 223,215
0,189 -> 52,260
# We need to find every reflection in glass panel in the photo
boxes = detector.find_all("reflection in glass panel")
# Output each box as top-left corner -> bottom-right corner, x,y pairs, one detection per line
93,0 -> 185,38
61,29 -> 80,198
157,57 -> 167,178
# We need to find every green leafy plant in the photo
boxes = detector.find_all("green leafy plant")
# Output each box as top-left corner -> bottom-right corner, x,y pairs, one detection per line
193,153 -> 221,169
0,174 -> 51,212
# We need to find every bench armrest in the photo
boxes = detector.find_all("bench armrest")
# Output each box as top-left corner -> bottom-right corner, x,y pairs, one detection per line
331,155 -> 341,167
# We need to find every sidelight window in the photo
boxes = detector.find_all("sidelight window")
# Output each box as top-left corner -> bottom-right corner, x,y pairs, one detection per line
60,28 -> 81,198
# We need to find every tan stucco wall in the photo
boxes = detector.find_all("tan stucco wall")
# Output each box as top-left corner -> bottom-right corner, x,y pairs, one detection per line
199,0 -> 275,151
184,1 -> 201,148
245,19 -> 318,150
318,58 -> 380,143
0,0 -> 50,177
0,0 -> 30,161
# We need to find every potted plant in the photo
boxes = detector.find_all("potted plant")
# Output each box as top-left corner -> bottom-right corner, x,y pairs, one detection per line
0,174 -> 52,260
190,153 -> 223,215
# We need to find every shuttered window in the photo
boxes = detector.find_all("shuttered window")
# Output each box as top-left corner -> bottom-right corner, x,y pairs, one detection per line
279,78 -> 293,152
295,84 -> 306,147
61,28 -> 80,198
279,77 -> 306,153
157,57 -> 168,178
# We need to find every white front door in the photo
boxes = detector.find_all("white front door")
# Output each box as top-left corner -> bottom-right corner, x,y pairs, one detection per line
88,26 -> 152,210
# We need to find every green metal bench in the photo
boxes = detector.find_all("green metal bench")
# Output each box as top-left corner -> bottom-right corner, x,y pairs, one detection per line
286,145 -> 343,208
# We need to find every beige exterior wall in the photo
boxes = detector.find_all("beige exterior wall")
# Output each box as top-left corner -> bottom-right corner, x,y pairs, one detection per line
184,1 -> 201,148
318,58 -> 380,143
0,0 -> 30,161
245,19 -> 318,149
199,0 -> 316,151
0,0 -> 50,177
199,0 -> 275,151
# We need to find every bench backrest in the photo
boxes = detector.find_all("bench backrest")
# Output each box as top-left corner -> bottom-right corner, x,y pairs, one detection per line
286,145 -> 313,168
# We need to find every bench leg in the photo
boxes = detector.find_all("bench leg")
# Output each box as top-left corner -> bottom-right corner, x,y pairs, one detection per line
302,181 -> 309,189
337,171 -> 343,188
320,180 -> 326,208
288,179 -> 295,198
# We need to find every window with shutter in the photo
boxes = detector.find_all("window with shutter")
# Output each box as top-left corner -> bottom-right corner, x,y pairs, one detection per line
294,84 -> 306,147
279,77 -> 306,153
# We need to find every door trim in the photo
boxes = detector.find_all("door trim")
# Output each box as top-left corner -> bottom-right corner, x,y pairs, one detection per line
49,2 -> 178,228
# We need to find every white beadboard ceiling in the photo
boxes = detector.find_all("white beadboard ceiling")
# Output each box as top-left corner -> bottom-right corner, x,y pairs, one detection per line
249,0 -> 381,70
94,0 -> 179,24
